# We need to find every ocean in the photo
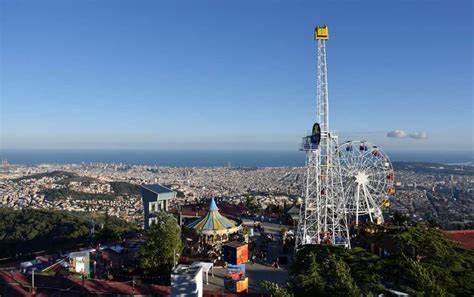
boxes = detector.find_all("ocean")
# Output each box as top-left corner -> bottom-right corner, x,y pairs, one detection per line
1,149 -> 473,167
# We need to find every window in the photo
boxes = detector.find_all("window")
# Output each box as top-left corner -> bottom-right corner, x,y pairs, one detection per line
150,202 -> 157,212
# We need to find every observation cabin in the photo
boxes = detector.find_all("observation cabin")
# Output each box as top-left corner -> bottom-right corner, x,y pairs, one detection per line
301,122 -> 321,151
315,25 -> 329,40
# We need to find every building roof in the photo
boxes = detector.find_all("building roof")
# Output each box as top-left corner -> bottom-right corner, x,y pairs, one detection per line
0,272 -> 264,296
69,251 -> 89,257
444,230 -> 474,250
0,271 -> 171,296
289,213 -> 299,220
142,184 -> 173,195
209,198 -> 218,211
223,241 -> 247,248
287,205 -> 300,214
172,264 -> 202,277
186,198 -> 237,232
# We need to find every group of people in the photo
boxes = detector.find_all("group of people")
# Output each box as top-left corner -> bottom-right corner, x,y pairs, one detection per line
250,249 -> 268,264
248,226 -> 284,271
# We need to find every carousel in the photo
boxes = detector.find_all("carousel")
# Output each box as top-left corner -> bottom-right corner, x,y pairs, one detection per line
186,198 -> 241,255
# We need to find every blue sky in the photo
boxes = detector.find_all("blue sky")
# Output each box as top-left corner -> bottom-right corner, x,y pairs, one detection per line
1,0 -> 472,151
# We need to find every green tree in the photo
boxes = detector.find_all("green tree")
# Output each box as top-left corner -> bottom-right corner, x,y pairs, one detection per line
392,211 -> 408,226
98,212 -> 119,241
292,252 -> 326,296
398,254 -> 449,297
0,208 -> 136,258
343,247 -> 384,293
371,224 -> 474,296
244,196 -> 260,214
266,203 -> 284,215
287,225 -> 474,296
139,211 -> 183,272
260,281 -> 294,297
324,254 -> 360,297
291,245 -> 380,296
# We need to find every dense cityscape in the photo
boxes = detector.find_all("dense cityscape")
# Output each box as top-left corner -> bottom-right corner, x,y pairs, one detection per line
1,161 -> 473,229
1,160 -> 473,296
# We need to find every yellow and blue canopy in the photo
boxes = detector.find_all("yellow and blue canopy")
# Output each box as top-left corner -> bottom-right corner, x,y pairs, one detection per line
187,198 -> 237,231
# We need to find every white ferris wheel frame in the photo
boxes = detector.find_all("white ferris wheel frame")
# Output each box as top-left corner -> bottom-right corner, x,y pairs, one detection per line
337,140 -> 395,225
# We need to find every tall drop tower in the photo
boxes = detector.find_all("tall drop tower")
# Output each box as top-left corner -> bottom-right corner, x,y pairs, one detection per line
296,26 -> 351,249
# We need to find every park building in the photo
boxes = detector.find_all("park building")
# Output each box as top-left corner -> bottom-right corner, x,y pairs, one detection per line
141,184 -> 176,229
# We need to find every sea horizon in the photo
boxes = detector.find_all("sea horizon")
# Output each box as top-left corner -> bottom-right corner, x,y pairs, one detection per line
1,149 -> 472,167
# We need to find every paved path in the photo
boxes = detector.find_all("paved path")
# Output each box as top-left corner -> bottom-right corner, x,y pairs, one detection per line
204,262 -> 288,293
204,221 -> 290,293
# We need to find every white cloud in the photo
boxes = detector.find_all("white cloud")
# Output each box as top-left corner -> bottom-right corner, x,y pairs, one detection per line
387,130 -> 408,139
387,130 -> 428,140
408,131 -> 428,139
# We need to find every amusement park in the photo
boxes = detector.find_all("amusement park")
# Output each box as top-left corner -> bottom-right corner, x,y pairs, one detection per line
1,17 -> 473,296
0,24 -> 400,296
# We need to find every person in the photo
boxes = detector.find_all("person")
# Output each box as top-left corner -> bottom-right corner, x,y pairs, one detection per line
273,257 -> 280,269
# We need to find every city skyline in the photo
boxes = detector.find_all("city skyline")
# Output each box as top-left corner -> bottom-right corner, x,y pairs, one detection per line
1,0 -> 473,152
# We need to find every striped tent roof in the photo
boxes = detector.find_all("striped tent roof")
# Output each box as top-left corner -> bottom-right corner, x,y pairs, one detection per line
187,198 -> 237,231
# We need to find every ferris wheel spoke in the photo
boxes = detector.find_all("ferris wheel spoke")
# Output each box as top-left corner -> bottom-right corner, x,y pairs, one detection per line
365,183 -> 384,203
348,151 -> 357,170
359,152 -> 378,172
368,177 -> 385,189
363,184 -> 380,217
358,184 -> 373,222
357,154 -> 371,171
356,148 -> 369,168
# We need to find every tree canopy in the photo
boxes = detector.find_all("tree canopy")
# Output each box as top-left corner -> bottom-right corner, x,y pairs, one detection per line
0,208 -> 137,259
262,224 -> 474,297
139,211 -> 183,273
291,245 -> 362,297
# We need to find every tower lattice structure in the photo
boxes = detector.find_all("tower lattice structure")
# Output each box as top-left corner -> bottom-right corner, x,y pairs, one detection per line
296,26 -> 351,249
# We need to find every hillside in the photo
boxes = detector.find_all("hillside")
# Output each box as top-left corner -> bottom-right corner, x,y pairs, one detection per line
0,208 -> 138,260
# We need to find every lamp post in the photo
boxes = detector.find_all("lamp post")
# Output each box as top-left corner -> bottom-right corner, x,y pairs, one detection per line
81,274 -> 86,295
132,276 -> 136,295
31,269 -> 35,293
173,249 -> 180,269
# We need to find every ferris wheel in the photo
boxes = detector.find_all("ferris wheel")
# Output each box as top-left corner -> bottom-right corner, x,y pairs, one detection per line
337,140 -> 395,225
